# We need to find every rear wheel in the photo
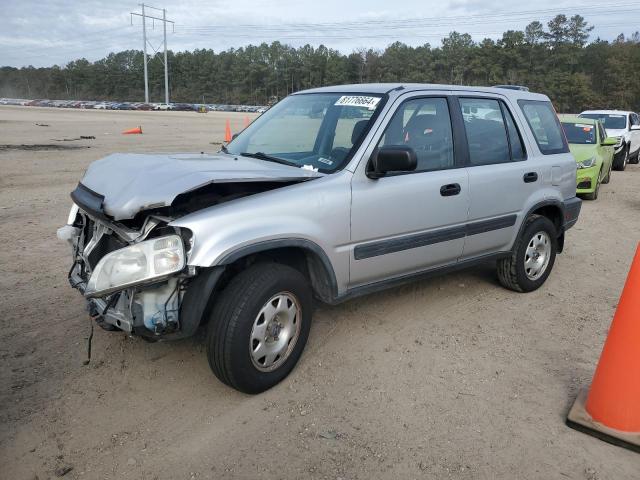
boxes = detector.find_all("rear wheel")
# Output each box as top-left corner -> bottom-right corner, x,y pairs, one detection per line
206,263 -> 313,394
630,150 -> 640,164
497,215 -> 557,293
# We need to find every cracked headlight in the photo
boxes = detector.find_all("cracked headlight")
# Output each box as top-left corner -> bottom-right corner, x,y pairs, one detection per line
85,234 -> 185,298
577,157 -> 597,169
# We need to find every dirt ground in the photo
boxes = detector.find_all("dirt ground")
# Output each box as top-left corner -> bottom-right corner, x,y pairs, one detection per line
1,105 -> 639,480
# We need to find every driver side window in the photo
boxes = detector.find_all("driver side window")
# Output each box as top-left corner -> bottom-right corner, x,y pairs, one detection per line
377,97 -> 454,173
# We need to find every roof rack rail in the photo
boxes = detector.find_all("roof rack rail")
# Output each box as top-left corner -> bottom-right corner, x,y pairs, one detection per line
493,85 -> 530,92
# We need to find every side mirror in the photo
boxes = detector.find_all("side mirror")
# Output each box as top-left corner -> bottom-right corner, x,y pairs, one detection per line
368,146 -> 417,179
601,137 -> 618,146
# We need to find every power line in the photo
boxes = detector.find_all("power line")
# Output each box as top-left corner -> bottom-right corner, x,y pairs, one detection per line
175,2 -> 640,30
3,2 -> 640,67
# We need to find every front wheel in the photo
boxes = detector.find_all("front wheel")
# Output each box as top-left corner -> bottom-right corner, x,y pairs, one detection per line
497,215 -> 557,293
614,146 -> 628,171
206,263 -> 313,394
601,162 -> 612,184
582,168 -> 601,200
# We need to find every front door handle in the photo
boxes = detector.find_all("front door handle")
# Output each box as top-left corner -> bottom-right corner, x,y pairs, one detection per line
523,172 -> 538,183
440,183 -> 461,196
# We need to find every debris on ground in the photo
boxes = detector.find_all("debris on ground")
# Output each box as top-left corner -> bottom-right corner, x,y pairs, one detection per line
35,123 -> 49,127
0,144 -> 90,151
54,465 -> 73,477
52,135 -> 95,141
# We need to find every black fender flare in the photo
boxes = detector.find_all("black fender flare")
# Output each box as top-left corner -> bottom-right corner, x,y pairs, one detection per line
516,200 -> 566,251
217,238 -> 339,302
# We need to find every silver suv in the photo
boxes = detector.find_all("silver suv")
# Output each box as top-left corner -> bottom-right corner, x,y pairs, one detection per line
58,84 -> 581,393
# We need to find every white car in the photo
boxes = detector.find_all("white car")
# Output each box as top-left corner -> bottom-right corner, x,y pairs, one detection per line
94,102 -> 109,110
579,110 -> 640,170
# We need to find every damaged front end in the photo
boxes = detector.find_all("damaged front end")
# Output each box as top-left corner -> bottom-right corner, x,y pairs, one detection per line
57,152 -> 322,339
57,186 -> 206,339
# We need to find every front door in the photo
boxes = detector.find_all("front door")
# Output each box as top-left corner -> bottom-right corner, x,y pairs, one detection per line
349,95 -> 469,287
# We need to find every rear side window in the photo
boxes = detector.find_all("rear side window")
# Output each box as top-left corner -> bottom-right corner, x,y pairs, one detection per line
458,98 -> 526,165
502,103 -> 526,161
518,100 -> 569,155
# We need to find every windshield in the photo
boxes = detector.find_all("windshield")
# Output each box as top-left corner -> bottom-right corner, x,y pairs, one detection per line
579,113 -> 626,130
561,122 -> 597,145
225,93 -> 384,172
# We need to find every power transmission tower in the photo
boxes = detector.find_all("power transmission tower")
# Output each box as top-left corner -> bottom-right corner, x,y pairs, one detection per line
130,4 -> 174,105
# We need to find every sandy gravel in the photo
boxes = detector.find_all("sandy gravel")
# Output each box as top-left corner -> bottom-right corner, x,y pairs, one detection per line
0,105 -> 639,479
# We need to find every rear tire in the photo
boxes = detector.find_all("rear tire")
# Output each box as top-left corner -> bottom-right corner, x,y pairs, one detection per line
630,150 -> 639,164
206,263 -> 313,394
497,215 -> 557,293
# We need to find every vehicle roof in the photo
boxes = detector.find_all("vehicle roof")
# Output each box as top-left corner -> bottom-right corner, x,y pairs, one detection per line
295,83 -> 549,101
580,110 -> 634,115
559,115 -> 597,125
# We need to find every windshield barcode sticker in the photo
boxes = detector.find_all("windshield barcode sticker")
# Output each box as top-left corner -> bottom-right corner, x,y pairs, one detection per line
335,96 -> 380,110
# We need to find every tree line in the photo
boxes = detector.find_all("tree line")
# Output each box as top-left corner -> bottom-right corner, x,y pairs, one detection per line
2,14 -> 640,112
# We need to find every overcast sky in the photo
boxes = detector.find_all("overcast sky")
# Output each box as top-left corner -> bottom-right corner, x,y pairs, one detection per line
1,0 -> 639,67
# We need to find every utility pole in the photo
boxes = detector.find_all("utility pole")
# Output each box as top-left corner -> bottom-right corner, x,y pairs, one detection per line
142,4 -> 149,103
163,8 -> 169,105
130,4 -> 174,104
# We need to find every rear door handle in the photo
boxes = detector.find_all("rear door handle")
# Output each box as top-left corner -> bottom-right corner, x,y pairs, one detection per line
440,183 -> 461,196
523,172 -> 538,183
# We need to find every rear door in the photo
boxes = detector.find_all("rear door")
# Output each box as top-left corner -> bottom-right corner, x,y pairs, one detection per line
458,95 -> 541,258
349,93 -> 469,287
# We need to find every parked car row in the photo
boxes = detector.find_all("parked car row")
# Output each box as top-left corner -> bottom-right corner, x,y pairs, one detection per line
0,97 -> 268,113
558,110 -> 640,201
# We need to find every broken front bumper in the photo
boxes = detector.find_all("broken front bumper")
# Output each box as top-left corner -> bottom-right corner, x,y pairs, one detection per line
58,207 -> 188,336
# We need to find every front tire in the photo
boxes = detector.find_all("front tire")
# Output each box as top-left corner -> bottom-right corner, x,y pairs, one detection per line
206,263 -> 313,394
614,145 -> 628,171
601,162 -> 612,184
582,168 -> 601,200
497,215 -> 557,293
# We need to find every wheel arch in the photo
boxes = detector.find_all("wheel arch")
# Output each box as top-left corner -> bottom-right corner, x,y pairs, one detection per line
518,201 -> 566,253
217,239 -> 339,303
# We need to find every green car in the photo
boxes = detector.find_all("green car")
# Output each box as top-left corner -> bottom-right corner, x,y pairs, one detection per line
560,116 -> 617,200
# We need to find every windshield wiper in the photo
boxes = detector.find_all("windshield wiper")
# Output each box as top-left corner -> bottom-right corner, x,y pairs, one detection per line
220,144 -> 229,153
240,152 -> 299,168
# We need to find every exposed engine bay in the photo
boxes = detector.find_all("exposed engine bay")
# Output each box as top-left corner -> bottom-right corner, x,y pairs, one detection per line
58,205 -> 190,335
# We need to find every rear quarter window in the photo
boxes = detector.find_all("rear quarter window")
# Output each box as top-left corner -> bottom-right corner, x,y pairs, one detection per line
518,100 -> 569,155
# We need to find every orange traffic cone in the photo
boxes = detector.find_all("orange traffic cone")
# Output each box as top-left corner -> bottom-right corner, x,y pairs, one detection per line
224,119 -> 232,142
244,116 -> 251,128
566,243 -> 640,452
122,126 -> 142,135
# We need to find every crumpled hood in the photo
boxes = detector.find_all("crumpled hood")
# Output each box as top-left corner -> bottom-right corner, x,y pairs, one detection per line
78,152 -> 322,220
